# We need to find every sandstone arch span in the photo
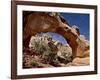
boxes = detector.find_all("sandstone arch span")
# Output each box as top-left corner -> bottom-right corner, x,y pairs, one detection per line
23,12 -> 88,58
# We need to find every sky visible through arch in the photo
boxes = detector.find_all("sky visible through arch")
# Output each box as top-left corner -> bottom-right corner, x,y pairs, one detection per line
41,12 -> 90,45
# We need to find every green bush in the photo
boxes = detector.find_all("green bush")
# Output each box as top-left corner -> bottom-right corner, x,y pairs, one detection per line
30,60 -> 39,67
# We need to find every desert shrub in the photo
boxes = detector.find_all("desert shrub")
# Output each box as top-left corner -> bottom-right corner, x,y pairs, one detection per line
29,34 -> 72,65
41,43 -> 57,63
30,60 -> 39,67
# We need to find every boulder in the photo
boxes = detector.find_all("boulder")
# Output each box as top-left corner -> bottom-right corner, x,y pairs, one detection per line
72,57 -> 90,66
57,45 -> 72,63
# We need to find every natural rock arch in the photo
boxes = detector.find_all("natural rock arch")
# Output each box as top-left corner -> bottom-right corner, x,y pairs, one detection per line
23,12 -> 87,58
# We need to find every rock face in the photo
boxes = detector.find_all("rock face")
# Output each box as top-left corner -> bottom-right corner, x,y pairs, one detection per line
57,44 -> 72,63
23,12 -> 89,59
76,35 -> 90,57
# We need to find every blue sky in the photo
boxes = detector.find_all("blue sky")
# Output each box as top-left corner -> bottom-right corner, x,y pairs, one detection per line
46,32 -> 67,45
40,12 -> 90,45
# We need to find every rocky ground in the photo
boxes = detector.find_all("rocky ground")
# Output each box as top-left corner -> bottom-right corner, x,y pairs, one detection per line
23,34 -> 90,68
